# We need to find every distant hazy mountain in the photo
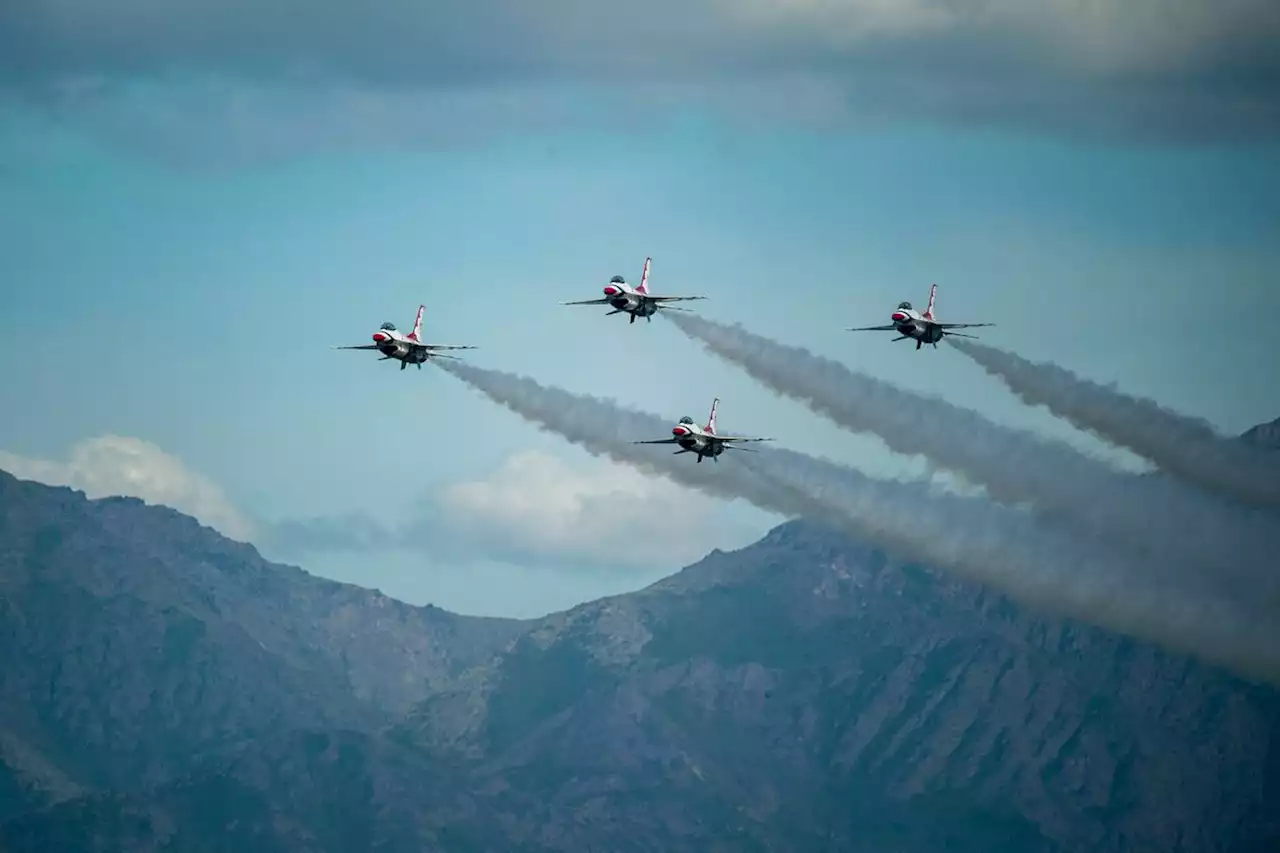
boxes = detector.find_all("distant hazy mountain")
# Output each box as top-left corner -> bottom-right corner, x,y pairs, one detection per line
1240,416 -> 1280,451
2,419 -> 1278,852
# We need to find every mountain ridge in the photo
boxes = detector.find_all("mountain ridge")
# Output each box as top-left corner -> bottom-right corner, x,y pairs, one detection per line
1,414 -> 1278,851
0,469 -> 525,824
1240,416 -> 1280,450
394,515 -> 1279,852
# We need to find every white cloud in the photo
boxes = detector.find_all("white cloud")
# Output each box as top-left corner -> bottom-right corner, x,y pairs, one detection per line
436,450 -> 761,569
0,438 -> 766,577
0,435 -> 255,541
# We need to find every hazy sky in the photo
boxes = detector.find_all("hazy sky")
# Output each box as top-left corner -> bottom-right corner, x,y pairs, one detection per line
2,1 -> 1278,618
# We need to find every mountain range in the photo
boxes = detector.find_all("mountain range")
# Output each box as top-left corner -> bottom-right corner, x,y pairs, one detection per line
1,418 -> 1278,852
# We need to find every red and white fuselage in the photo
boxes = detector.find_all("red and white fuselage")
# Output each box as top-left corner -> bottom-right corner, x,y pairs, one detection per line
634,398 -> 773,463
888,284 -> 942,343
562,257 -> 706,324
370,305 -> 431,363
332,304 -> 476,370
602,257 -> 656,317
671,406 -> 718,455
848,284 -> 994,350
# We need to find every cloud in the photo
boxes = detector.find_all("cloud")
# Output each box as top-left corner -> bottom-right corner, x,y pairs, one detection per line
0,435 -> 255,541
0,437 -> 741,571
435,450 -> 752,568
0,76 -> 611,169
2,0 -> 1277,163
264,450 -> 766,571
6,1 -> 1275,85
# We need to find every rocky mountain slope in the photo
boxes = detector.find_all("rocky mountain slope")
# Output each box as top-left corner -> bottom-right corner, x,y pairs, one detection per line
2,419 -> 1279,852
0,470 -> 525,822
396,521 -> 1279,853
1240,416 -> 1280,450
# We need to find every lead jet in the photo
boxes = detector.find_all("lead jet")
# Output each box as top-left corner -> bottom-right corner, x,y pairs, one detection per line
332,304 -> 476,370
561,257 -> 705,324
847,284 -> 993,350
633,398 -> 772,463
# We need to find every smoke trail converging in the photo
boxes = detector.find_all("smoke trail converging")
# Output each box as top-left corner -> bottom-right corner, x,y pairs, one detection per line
662,311 -> 1280,590
435,359 -> 1280,686
949,338 -> 1280,511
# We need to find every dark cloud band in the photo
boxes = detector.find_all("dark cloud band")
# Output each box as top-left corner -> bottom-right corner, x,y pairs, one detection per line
3,1 -> 1278,148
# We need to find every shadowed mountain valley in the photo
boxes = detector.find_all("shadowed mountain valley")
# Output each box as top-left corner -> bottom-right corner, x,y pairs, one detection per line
2,418 -> 1278,852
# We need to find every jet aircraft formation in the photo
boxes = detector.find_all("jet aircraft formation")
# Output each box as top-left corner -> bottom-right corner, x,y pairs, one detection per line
332,256 -> 996,461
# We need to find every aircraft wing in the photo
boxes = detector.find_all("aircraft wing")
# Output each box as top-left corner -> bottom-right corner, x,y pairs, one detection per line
632,438 -> 680,445
647,295 -> 706,303
846,324 -> 898,332
416,343 -> 477,350
715,436 -> 773,443
562,298 -> 612,306
331,344 -> 382,350
936,322 -> 994,329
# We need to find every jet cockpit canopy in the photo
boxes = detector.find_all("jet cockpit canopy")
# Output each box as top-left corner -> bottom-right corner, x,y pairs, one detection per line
379,322 -> 397,331
609,275 -> 626,284
678,416 -> 695,425
897,301 -> 912,310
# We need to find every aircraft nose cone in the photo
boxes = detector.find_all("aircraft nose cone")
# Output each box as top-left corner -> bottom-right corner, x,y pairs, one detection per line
672,426 -> 689,436
372,332 -> 388,342
891,312 -> 907,322
603,286 -> 619,296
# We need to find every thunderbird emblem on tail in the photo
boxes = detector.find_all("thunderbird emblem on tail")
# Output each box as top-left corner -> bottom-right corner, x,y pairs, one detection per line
633,397 -> 772,463
331,304 -> 476,370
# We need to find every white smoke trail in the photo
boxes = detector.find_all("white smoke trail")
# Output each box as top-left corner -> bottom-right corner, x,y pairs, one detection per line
949,338 -> 1280,511
662,311 -> 1280,592
435,359 -> 1280,687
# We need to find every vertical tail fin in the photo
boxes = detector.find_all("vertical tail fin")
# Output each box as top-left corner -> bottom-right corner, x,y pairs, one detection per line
923,284 -> 937,320
409,304 -> 425,341
706,397 -> 719,434
636,257 -> 651,295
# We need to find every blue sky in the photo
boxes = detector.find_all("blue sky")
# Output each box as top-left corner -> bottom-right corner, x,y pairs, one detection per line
2,1 -> 1278,617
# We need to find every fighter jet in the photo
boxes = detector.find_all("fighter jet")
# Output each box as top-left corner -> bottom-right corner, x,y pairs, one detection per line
562,257 -> 705,324
634,398 -> 772,463
847,284 -> 993,350
332,304 -> 476,370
